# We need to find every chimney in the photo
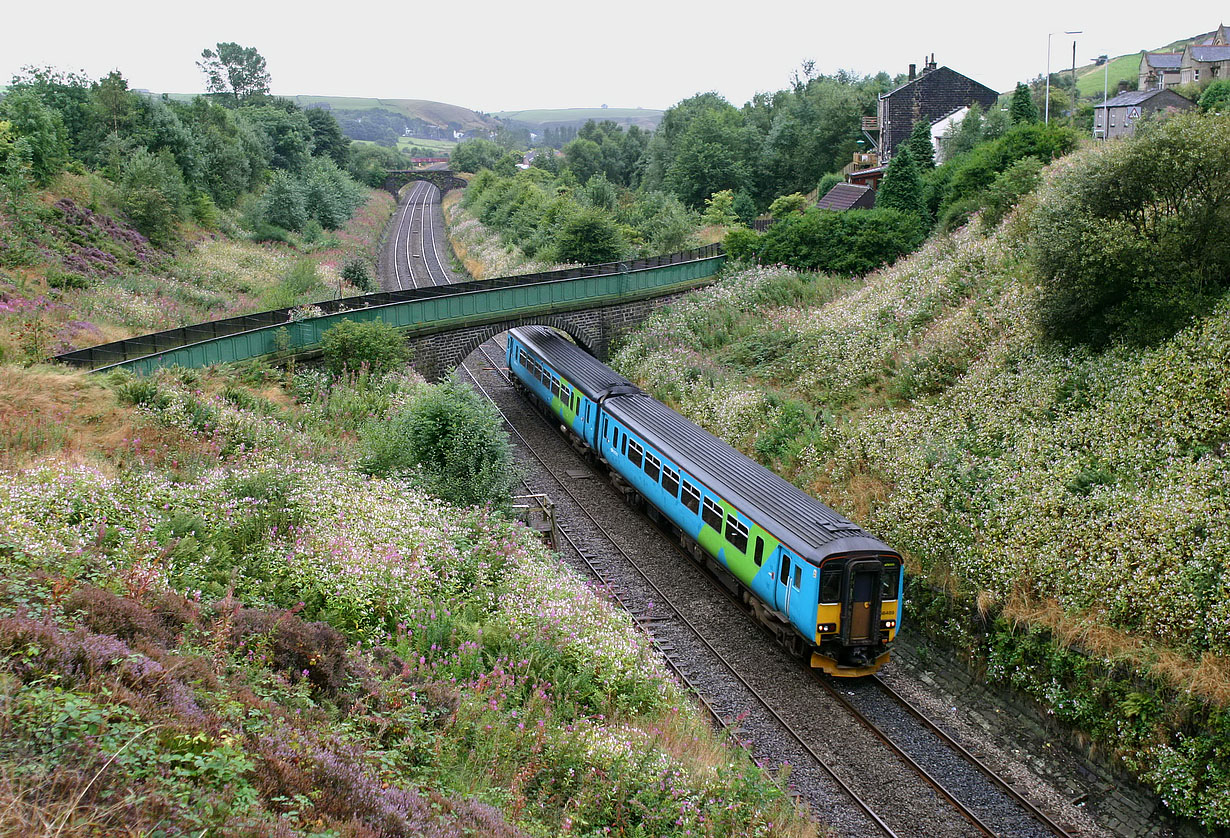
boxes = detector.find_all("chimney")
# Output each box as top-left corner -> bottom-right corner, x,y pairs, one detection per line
908,63 -> 916,81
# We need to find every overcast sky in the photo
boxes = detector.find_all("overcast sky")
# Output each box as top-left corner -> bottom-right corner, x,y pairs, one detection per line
3,1 -> 1220,112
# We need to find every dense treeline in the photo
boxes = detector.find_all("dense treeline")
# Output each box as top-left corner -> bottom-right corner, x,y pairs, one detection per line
461,167 -> 699,264
454,69 -> 897,214
0,54 -> 413,250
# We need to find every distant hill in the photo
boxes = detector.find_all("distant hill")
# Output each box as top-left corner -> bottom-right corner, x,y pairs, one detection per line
1073,29 -> 1217,98
287,96 -> 497,131
494,107 -> 664,130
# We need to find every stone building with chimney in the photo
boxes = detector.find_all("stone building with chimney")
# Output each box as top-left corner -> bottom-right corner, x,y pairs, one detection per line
875,56 -> 998,161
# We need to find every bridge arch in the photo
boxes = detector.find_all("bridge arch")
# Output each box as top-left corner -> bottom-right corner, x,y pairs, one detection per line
383,170 -> 468,198
405,313 -> 604,381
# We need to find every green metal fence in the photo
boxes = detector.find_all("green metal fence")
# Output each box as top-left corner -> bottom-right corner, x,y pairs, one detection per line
59,247 -> 725,376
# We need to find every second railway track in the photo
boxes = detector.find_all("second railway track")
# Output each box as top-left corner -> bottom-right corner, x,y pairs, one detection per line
391,180 -> 454,290
457,337 -> 1082,838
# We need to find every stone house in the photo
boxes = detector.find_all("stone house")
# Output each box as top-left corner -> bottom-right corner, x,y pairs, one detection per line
1093,89 -> 1195,140
1179,24 -> 1230,84
875,56 -> 998,161
1139,52 -> 1184,90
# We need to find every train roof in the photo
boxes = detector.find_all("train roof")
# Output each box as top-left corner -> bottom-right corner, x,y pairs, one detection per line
509,326 -> 892,561
602,394 -> 890,560
510,326 -> 639,400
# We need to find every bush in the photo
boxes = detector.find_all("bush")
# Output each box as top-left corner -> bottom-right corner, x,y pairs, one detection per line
1030,111 -> 1230,346
341,257 -> 376,292
978,156 -> 1043,230
320,319 -> 409,376
357,378 -> 521,508
259,170 -> 307,232
722,226 -> 761,261
756,207 -> 926,275
553,207 -> 626,264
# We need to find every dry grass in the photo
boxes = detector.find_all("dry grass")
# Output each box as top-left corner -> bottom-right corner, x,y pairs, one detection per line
0,367 -> 135,469
442,192 -> 488,279
1001,595 -> 1230,706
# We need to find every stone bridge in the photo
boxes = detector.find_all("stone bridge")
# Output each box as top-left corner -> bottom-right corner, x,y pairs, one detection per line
403,291 -> 690,382
383,169 -> 467,198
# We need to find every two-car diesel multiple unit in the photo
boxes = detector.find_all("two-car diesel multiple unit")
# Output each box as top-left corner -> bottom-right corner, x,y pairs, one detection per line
506,325 -> 903,676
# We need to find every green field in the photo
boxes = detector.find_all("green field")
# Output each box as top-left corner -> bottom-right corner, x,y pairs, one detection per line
1075,53 -> 1142,98
494,107 -> 663,128
154,93 -> 494,130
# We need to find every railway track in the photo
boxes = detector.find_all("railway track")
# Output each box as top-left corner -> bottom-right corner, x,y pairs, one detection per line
390,180 -> 454,289
458,338 -> 1081,838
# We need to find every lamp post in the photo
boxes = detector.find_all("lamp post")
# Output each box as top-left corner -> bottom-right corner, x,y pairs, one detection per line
1046,29 -> 1082,124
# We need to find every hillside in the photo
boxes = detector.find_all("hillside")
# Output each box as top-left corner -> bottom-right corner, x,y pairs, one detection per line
494,106 -> 664,130
612,179 -> 1230,828
157,93 -> 497,131
1073,28 -> 1218,97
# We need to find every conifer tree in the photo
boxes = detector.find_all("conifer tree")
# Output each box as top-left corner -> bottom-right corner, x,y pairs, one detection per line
876,144 -> 926,219
907,119 -> 936,169
1010,82 -> 1039,124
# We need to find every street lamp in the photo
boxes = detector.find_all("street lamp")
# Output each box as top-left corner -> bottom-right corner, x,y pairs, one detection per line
1046,29 -> 1082,124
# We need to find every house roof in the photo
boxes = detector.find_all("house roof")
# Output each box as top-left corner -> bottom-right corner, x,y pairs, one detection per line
1190,45 -> 1230,61
848,165 -> 887,180
1144,52 -> 1184,69
1095,89 -> 1189,108
879,65 -> 996,100
817,183 -> 874,211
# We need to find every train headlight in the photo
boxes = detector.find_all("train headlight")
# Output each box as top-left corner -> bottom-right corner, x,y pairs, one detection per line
817,623 -> 837,634
881,620 -> 896,629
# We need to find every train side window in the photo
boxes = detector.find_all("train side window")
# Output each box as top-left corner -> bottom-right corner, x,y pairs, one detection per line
702,496 -> 723,531
779,554 -> 790,584
753,537 -> 764,567
881,560 -> 900,599
819,564 -> 842,603
661,464 -> 680,498
620,432 -> 627,456
643,451 -> 661,481
627,439 -> 643,468
726,514 -> 749,553
792,564 -> 803,590
681,480 -> 700,514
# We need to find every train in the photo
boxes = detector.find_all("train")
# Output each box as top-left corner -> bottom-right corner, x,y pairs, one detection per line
505,325 -> 903,677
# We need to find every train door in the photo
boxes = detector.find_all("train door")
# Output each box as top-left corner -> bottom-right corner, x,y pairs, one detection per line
841,559 -> 883,645
776,552 -> 792,614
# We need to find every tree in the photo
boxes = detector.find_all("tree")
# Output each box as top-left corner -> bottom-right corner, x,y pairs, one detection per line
907,119 -> 936,169
563,137 -> 602,183
0,88 -> 68,185
1009,82 -> 1039,124
1032,111 -> 1230,346
451,138 -> 502,173
236,105 -> 313,173
197,42 -> 271,105
305,107 -> 349,166
876,145 -> 926,219
92,71 -> 132,135
1199,79 -> 1230,113
768,192 -> 807,219
554,207 -> 626,264
702,189 -> 739,226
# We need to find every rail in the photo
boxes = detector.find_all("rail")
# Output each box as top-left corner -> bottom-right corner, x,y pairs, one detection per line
53,244 -> 724,375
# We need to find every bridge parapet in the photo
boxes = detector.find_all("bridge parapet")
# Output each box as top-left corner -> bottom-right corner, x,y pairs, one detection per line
383,169 -> 468,197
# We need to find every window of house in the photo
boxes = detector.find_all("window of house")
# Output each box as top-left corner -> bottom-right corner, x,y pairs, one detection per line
702,496 -> 723,531
681,480 -> 701,514
643,451 -> 661,482
661,464 -> 680,498
725,514 -> 749,553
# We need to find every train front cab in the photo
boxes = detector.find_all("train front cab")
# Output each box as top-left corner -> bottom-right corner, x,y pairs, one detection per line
812,553 -> 902,677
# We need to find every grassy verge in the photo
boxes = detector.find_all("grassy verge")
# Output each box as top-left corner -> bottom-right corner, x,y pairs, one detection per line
0,362 -> 815,837
442,191 -> 568,280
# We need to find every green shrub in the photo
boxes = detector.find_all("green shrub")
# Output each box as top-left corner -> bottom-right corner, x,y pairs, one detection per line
553,207 -> 626,264
756,207 -> 926,275
1030,111 -> 1230,346
722,226 -> 761,261
320,319 -> 409,376
357,378 -> 521,508
341,257 -> 375,292
978,156 -> 1044,230
46,267 -> 90,289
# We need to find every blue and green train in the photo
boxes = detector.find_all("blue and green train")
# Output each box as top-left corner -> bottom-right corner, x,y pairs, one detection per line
507,325 -> 903,676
